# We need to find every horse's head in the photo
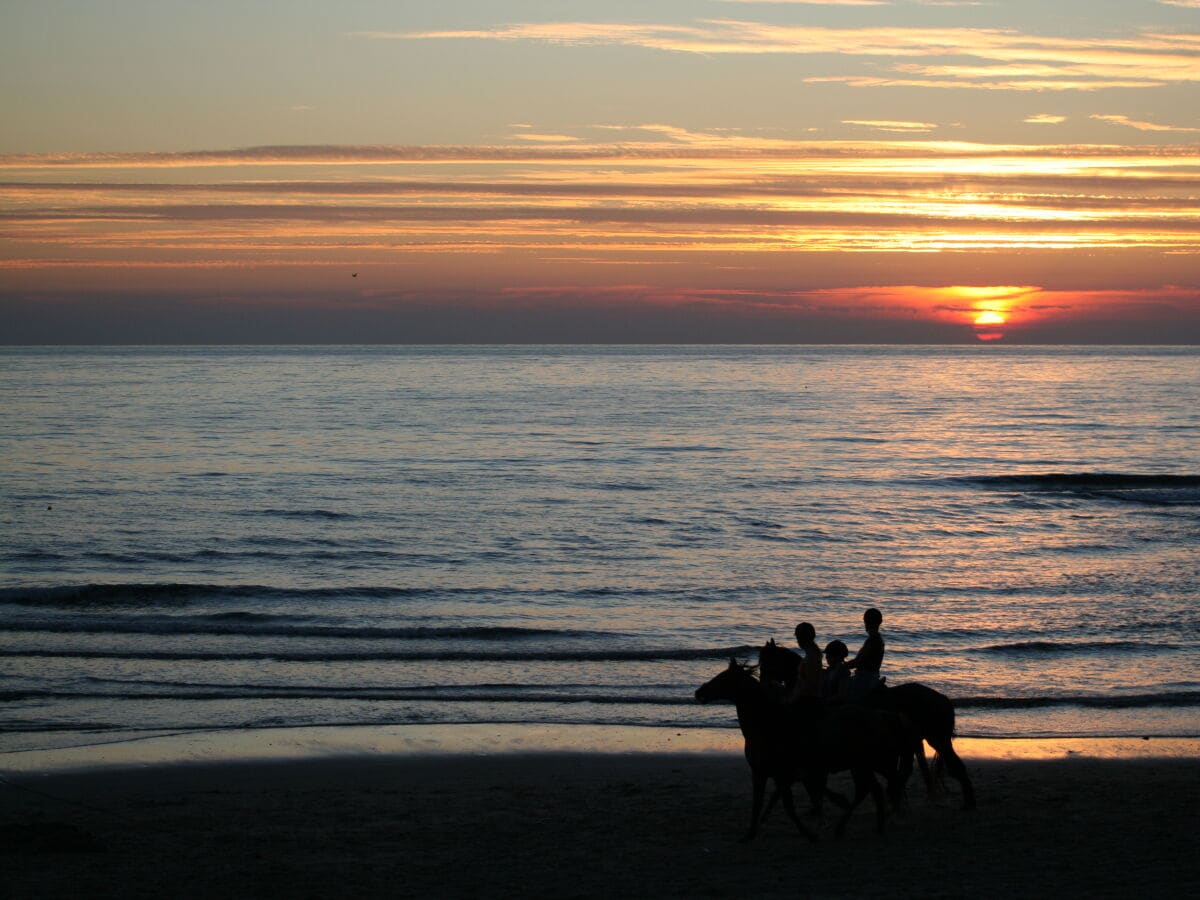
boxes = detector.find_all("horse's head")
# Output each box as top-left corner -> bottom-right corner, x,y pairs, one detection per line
758,639 -> 801,687
695,657 -> 757,703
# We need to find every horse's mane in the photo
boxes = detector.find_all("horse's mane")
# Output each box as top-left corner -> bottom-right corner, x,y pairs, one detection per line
758,639 -> 801,685
734,659 -> 761,676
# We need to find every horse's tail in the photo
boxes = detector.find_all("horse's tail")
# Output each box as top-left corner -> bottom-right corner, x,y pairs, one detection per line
935,687 -> 957,738
931,750 -> 948,790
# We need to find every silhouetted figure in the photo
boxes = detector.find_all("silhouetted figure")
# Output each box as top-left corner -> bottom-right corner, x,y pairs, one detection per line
757,639 -> 913,816
695,659 -> 818,843
820,640 -> 850,702
846,607 -> 884,702
791,622 -> 823,699
759,628 -> 977,810
695,659 -> 904,842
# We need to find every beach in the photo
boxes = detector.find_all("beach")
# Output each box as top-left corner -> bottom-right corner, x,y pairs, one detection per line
3,729 -> 1197,899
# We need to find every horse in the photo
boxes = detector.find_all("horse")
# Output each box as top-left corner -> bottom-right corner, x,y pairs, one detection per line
695,658 -> 902,842
758,639 -> 976,810
868,683 -> 976,810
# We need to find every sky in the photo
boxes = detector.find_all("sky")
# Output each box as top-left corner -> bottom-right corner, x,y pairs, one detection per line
1,0 -> 1198,343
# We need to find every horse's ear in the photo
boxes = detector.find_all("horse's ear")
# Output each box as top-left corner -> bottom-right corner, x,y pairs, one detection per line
728,657 -> 738,669
768,638 -> 776,647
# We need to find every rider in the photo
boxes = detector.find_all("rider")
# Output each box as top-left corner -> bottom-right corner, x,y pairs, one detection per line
791,621 -> 823,698
819,639 -> 850,702
845,607 -> 885,702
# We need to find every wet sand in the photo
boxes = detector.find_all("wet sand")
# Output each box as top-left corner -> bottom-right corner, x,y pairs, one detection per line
3,750 -> 1197,899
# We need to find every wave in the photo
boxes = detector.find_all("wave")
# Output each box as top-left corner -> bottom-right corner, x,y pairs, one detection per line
817,436 -> 890,444
959,473 -> 1200,506
981,640 -> 1182,653
954,692 -> 1200,710
237,509 -> 356,519
968,473 -> 1200,489
0,581 -> 758,608
0,686 -> 710,705
2,685 -> 1195,710
4,550 -> 68,561
0,645 -> 756,663
3,616 -> 607,641
80,548 -> 460,564
0,583 -> 485,608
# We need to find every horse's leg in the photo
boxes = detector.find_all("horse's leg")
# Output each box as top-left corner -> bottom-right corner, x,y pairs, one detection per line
887,753 -> 909,816
914,737 -> 935,797
801,770 -> 846,814
833,769 -> 871,838
778,784 -> 819,843
742,771 -> 766,841
868,770 -> 888,834
902,740 -> 917,808
808,771 -> 832,823
930,739 -> 976,810
760,784 -> 781,823
801,772 -> 821,815
823,786 -> 850,811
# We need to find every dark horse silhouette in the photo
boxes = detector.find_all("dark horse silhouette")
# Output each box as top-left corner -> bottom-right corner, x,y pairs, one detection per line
695,659 -> 904,842
759,639 -> 976,809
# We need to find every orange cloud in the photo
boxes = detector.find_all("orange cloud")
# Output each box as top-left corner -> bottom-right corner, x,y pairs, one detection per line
372,20 -> 1200,90
1091,114 -> 1200,133
3,139 -> 1198,276
842,120 -> 940,133
716,0 -> 888,5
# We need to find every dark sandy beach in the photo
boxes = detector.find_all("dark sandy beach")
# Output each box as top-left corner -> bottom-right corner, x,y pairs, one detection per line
3,750 -> 1197,899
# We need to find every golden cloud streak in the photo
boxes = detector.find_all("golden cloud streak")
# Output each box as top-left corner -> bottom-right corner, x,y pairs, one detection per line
4,140 -> 1196,170
2,141 -> 1198,273
1091,114 -> 1200,133
843,120 -> 939,133
716,0 -> 888,5
368,20 -> 1200,89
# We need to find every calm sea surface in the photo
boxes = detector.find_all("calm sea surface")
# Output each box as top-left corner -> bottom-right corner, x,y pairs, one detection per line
1,345 -> 1198,753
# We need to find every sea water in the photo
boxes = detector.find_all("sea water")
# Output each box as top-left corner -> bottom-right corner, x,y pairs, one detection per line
1,345 -> 1197,754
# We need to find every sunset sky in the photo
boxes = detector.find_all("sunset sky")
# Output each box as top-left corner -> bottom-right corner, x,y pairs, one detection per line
2,0 -> 1198,343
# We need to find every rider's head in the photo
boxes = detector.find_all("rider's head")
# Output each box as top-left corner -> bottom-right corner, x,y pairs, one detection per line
824,640 -> 848,663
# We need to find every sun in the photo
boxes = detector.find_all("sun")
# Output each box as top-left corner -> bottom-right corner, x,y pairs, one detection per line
973,311 -> 1006,327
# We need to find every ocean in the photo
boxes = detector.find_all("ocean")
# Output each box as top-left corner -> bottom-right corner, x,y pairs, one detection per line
1,345 -> 1198,755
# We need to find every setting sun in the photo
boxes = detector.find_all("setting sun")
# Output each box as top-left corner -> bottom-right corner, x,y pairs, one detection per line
974,311 -> 1007,327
